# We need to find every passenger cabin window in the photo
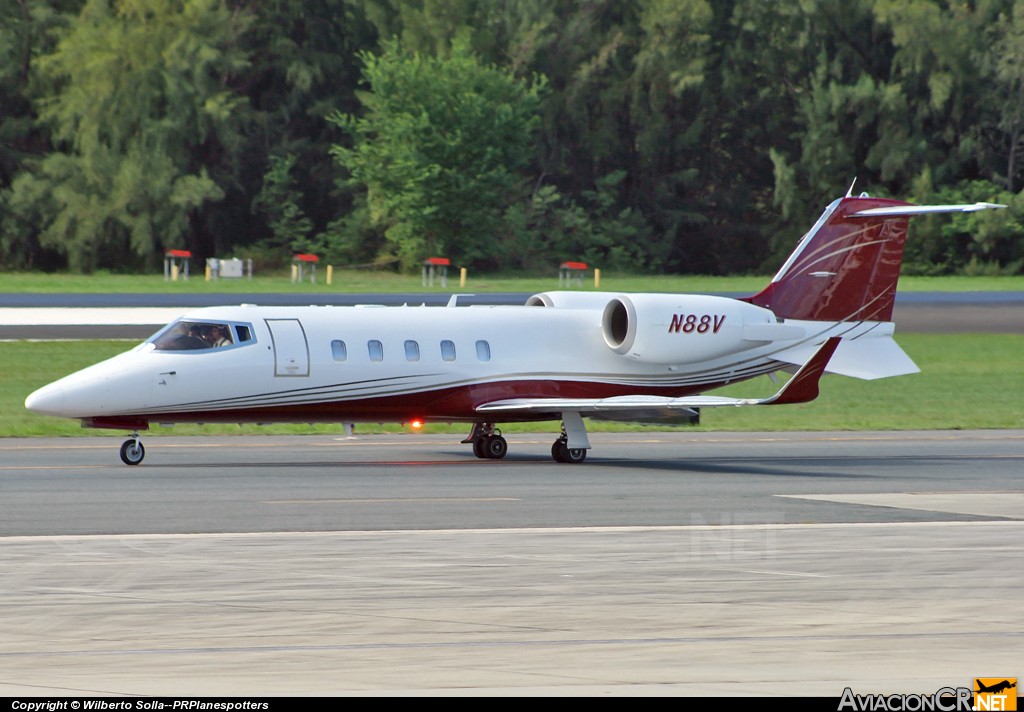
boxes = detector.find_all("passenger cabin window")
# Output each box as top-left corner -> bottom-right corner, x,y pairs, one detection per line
331,340 -> 347,362
440,340 -> 456,362
476,340 -> 491,362
152,320 -> 245,351
368,340 -> 384,362
404,340 -> 420,361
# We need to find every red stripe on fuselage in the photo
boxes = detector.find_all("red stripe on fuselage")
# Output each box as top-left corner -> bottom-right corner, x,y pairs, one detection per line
85,377 -> 740,426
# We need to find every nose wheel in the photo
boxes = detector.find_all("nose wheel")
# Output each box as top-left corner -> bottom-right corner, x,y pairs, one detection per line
120,436 -> 145,466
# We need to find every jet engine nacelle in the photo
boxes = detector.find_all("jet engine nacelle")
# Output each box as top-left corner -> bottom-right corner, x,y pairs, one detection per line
525,291 -> 617,309
601,294 -> 798,364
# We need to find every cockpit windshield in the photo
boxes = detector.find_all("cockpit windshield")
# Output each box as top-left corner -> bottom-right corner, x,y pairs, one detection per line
151,320 -> 251,351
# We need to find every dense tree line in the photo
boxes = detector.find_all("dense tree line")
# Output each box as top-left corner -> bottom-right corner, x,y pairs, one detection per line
1,0 -> 1022,276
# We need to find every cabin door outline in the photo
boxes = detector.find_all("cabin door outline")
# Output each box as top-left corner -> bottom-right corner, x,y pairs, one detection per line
265,318 -> 310,377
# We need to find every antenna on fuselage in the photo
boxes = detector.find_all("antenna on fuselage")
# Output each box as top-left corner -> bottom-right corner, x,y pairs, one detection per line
446,294 -> 475,307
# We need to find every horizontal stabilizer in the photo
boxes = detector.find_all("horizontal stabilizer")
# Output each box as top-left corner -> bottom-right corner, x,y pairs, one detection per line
851,203 -> 1006,217
477,338 -> 841,416
774,334 -> 918,380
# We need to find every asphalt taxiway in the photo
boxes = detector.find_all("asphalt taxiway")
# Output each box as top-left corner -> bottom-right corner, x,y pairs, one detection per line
1,431 -> 1022,696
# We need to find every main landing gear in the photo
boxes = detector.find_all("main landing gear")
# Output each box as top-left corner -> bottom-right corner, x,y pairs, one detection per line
120,432 -> 145,465
465,413 -> 591,463
551,436 -> 587,463
463,422 -> 508,459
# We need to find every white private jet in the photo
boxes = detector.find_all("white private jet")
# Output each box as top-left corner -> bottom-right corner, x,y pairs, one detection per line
25,191 -> 1004,465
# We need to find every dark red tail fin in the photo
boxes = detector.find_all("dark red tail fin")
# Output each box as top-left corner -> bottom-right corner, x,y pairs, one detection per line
747,195 -> 1007,322
746,196 -> 912,322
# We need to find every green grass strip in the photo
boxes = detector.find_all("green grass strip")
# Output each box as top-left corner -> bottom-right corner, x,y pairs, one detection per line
2,271 -> 1024,295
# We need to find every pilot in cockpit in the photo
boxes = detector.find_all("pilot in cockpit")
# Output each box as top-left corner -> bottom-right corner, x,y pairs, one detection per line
188,325 -> 208,344
210,324 -> 232,347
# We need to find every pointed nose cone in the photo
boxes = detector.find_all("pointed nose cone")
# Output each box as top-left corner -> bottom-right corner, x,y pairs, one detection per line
25,383 -> 67,417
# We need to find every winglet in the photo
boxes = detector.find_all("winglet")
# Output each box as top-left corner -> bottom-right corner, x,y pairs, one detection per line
762,337 -> 841,405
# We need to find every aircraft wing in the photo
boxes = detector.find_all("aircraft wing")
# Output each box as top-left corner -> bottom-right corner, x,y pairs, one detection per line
477,337 -> 841,417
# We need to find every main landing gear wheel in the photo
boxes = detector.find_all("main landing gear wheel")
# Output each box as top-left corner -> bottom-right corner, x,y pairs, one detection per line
472,435 -> 507,459
481,435 -> 508,459
551,439 -> 586,464
466,423 -> 508,460
120,439 -> 145,466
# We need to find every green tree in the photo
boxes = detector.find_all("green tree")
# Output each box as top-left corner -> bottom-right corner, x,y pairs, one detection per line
869,0 -> 995,186
0,0 -> 83,270
723,0 -> 896,242
730,0 -> 1019,269
5,0 -> 1020,276
329,38 -> 545,269
904,173 -> 1024,275
230,1 -> 379,264
977,1 -> 1024,193
251,154 -> 315,254
353,1 -> 721,273
6,0 -> 249,272
506,0 -> 717,271
501,170 -> 648,272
